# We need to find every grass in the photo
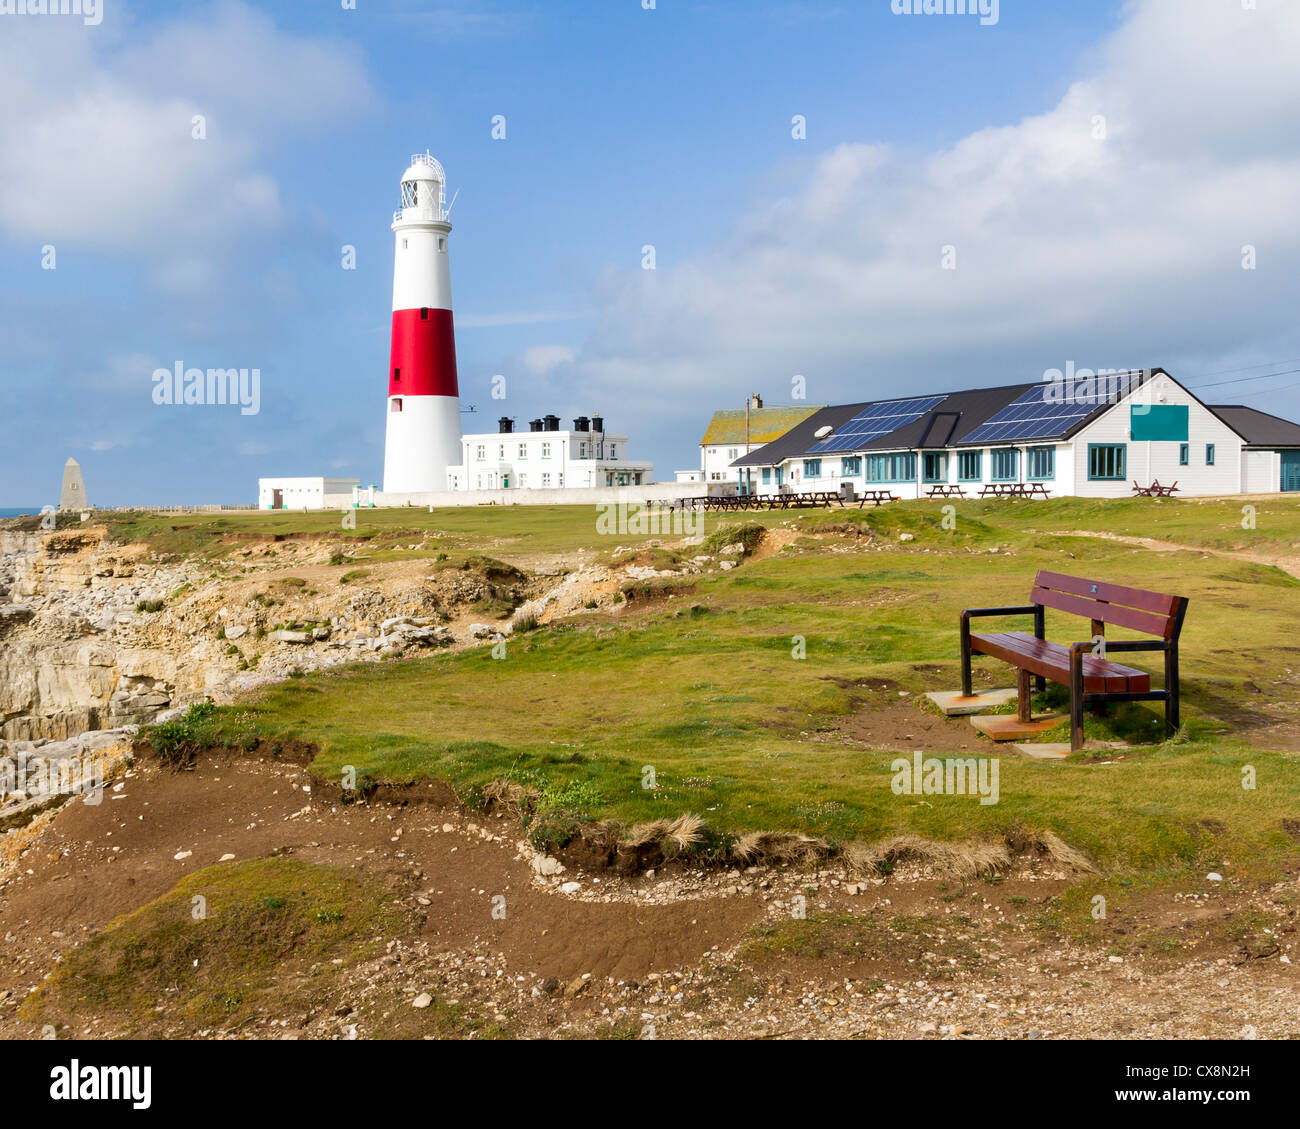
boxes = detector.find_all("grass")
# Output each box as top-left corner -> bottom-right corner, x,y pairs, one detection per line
136,498 -> 1300,881
20,858 -> 416,1037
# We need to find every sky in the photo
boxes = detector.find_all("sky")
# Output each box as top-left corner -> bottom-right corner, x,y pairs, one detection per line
2,0 -> 1299,506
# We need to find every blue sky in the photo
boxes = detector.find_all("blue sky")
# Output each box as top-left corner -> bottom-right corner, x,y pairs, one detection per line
3,0 -> 1299,505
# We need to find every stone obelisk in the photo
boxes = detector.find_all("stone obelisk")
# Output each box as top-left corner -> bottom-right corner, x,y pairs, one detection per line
58,458 -> 88,511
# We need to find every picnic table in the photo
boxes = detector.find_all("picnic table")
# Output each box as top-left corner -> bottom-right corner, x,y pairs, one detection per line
1132,479 -> 1180,497
926,485 -> 966,498
977,482 -> 1051,499
857,489 -> 900,508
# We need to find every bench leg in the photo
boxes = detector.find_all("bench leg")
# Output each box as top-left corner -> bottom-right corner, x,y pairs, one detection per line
1165,645 -> 1180,738
960,614 -> 973,697
1069,648 -> 1085,752
1033,606 -> 1046,694
1016,667 -> 1032,723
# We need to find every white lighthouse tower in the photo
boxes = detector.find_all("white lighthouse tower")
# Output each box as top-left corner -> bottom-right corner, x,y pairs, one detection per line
383,152 -> 462,494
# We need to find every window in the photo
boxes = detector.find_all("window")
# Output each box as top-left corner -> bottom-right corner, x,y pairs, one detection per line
541,442 -> 551,458
922,452 -> 948,483
1179,443 -> 1189,466
864,453 -> 917,482
420,308 -> 429,320
762,468 -> 772,485
498,444 -> 505,459
991,448 -> 1019,482
402,238 -> 408,249
803,459 -> 822,478
475,444 -> 486,461
393,368 -> 400,382
958,451 -> 982,482
1087,444 -> 1126,480
390,398 -> 403,413
518,444 -> 527,459
841,456 -> 861,477
579,443 -> 587,458
1206,443 -> 1215,466
557,474 -> 564,487
1027,446 -> 1055,480
728,448 -> 739,460
541,473 -> 551,487
438,237 -> 446,252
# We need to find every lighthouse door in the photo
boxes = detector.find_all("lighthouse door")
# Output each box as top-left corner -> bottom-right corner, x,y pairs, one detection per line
272,489 -> 283,510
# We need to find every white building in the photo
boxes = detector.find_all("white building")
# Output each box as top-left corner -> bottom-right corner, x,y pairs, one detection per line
445,414 -> 653,492
259,477 -> 361,510
698,398 -> 822,483
730,369 -> 1300,498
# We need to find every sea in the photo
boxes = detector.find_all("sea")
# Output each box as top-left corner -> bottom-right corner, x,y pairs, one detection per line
0,508 -> 38,519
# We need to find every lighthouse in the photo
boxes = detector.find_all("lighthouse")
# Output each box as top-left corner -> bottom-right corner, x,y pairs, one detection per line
382,152 -> 462,494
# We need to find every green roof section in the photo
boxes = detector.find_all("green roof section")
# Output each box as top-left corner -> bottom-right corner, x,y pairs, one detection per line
700,405 -> 824,448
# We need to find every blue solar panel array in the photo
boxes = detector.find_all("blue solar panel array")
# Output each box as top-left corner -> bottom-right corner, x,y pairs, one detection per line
807,396 -> 947,454
961,372 -> 1143,445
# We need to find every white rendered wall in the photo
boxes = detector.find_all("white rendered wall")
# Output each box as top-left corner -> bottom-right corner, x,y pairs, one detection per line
384,395 -> 463,494
392,224 -> 452,311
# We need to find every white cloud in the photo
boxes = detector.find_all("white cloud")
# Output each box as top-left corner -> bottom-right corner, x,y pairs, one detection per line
519,345 -> 577,376
572,0 -> 1300,423
0,2 -> 375,266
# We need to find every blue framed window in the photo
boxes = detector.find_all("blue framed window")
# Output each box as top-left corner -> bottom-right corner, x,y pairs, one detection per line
841,456 -> 862,477
864,452 -> 917,483
1179,443 -> 1189,466
803,459 -> 822,478
1205,443 -> 1215,466
1026,446 -> 1055,480
922,452 -> 948,483
1088,444 -> 1127,480
958,451 -> 982,482
761,467 -> 771,485
991,448 -> 1019,482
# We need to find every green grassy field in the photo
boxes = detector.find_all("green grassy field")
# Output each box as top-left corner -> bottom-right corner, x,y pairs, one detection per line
140,496 -> 1300,884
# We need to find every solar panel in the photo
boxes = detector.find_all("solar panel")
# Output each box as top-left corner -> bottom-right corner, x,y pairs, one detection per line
807,396 -> 946,454
961,372 -> 1142,446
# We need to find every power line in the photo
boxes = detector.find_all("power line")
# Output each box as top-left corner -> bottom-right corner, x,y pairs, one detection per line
1186,366 -> 1300,391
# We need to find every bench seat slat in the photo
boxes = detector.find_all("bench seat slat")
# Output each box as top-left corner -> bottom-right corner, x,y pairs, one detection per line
970,631 -> 1152,693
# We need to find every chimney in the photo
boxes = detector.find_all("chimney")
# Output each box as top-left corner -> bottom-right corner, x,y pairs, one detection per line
573,416 -> 590,432
498,417 -> 513,434
750,393 -> 763,410
529,418 -> 543,432
544,414 -> 560,431
591,415 -> 604,433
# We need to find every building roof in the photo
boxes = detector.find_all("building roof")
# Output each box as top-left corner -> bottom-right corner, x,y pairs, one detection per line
699,405 -> 823,448
731,403 -> 875,467
728,369 -> 1180,466
1207,405 -> 1300,447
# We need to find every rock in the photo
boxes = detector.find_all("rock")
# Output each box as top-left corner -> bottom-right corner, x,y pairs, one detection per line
412,993 -> 432,1009
312,627 -> 331,641
1206,872 -> 1223,882
560,881 -> 581,895
531,855 -> 564,877
564,975 -> 589,998
174,850 -> 192,861
540,977 -> 560,995
898,533 -> 915,542
224,625 -> 248,640
268,629 -> 312,644
469,623 -> 502,639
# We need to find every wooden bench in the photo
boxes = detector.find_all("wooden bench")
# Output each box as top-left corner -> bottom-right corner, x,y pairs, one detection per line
857,489 -> 900,508
1133,479 -> 1180,497
926,484 -> 966,498
959,570 -> 1189,751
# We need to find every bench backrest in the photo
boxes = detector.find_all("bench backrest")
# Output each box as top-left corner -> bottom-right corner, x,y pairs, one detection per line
1032,570 -> 1188,640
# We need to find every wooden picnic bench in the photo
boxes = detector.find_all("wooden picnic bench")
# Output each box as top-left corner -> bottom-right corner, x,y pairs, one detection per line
926,484 -> 966,498
1132,479 -> 1180,497
857,489 -> 900,508
959,570 -> 1189,751
977,482 -> 1051,499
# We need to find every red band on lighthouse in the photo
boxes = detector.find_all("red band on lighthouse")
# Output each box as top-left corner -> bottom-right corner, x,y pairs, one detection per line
389,308 -> 459,397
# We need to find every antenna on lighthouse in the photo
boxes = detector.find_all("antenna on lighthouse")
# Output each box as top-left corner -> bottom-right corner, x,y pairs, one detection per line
445,188 -> 460,218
